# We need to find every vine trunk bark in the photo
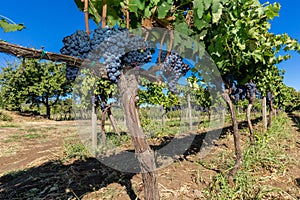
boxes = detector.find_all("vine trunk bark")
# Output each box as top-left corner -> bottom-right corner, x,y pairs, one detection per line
222,91 -> 242,185
119,73 -> 159,200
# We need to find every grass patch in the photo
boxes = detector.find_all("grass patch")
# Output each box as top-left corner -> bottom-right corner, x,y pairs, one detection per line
0,123 -> 19,128
201,112 -> 296,199
63,137 -> 91,160
4,132 -> 47,142
24,133 -> 46,139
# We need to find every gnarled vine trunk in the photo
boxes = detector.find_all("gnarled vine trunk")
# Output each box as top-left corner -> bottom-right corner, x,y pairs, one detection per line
268,98 -> 275,128
119,73 -> 159,200
222,91 -> 242,185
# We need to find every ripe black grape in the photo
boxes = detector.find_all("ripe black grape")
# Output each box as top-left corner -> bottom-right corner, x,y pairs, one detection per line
60,30 -> 91,59
66,65 -> 79,81
223,74 -> 257,103
161,52 -> 190,93
60,26 -> 153,83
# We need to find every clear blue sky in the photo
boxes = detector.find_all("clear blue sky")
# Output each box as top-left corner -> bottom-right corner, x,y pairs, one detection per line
0,0 -> 299,90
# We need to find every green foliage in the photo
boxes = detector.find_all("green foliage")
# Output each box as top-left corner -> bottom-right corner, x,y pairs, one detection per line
74,0 -> 122,26
63,137 -> 91,160
137,79 -> 179,109
72,69 -> 116,113
279,86 -> 300,112
204,0 -> 300,84
0,18 -> 25,32
0,60 -> 72,118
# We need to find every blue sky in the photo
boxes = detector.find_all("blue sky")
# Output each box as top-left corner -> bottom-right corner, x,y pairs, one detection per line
0,0 -> 299,90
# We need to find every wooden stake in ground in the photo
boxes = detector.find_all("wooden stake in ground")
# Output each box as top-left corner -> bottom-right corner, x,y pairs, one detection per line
262,96 -> 267,132
247,93 -> 256,145
91,96 -> 97,149
119,71 -> 159,200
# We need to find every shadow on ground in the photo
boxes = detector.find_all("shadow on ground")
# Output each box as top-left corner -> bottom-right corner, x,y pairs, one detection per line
0,158 -> 137,199
0,116 -> 262,199
288,112 -> 300,132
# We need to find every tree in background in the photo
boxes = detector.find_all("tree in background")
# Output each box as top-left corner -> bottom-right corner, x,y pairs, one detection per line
0,59 -> 72,119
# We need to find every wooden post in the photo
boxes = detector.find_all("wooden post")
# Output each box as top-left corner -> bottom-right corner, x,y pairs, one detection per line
262,96 -> 267,132
119,72 -> 159,200
187,93 -> 192,129
92,96 -> 97,150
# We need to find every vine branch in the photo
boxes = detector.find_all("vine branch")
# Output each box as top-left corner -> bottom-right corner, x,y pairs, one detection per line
0,40 -> 160,82
84,0 -> 91,36
102,0 -> 107,27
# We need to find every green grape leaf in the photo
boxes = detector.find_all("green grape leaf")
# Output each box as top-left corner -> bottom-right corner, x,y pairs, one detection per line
129,0 -> 145,12
157,2 -> 172,19
211,0 -> 223,23
193,16 -> 209,31
0,19 -> 25,32
194,0 -> 205,19
144,6 -> 152,18
204,0 -> 213,10
174,22 -> 191,35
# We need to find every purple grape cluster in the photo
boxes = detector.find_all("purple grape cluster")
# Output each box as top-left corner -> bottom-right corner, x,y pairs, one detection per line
121,49 -> 152,68
161,52 -> 190,94
65,65 -> 79,81
266,91 -> 274,105
60,27 -> 152,83
223,74 -> 257,103
98,31 -> 152,82
245,82 -> 257,98
60,30 -> 91,59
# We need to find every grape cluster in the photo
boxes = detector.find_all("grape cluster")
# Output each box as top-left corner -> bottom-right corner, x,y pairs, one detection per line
65,65 -> 80,81
122,49 -> 152,68
266,91 -> 274,105
60,26 -> 153,83
245,82 -> 256,98
89,26 -> 127,61
60,30 -> 91,59
230,83 -> 246,103
223,74 -> 257,103
161,52 -> 190,93
98,30 -> 152,82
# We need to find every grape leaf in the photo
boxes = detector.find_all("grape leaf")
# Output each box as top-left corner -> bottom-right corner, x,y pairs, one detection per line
194,0 -> 204,19
174,22 -> 191,35
129,0 -> 145,12
211,0 -> 223,23
157,2 -> 172,19
204,0 -> 213,10
0,19 -> 25,32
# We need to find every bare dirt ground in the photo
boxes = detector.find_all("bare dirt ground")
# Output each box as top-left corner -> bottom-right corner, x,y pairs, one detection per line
0,110 -> 299,199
